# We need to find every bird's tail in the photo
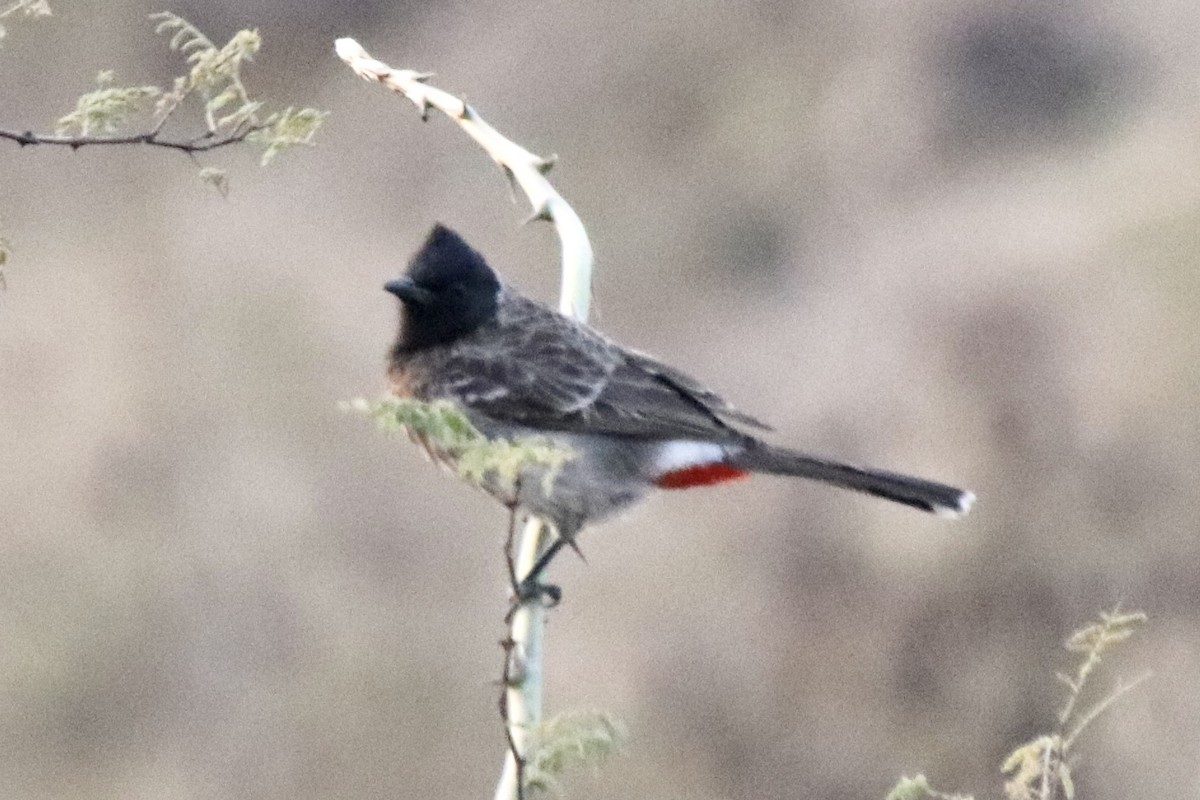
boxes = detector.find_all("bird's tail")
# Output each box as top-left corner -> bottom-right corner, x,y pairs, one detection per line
731,444 -> 974,518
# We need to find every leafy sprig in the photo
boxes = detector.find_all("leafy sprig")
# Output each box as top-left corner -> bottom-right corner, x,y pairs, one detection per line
2,12 -> 327,185
55,70 -> 161,137
1001,608 -> 1150,800
524,710 -> 627,796
344,396 -> 575,496
888,607 -> 1150,800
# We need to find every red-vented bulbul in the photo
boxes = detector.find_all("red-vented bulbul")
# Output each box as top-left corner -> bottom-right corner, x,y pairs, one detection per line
385,224 -> 973,588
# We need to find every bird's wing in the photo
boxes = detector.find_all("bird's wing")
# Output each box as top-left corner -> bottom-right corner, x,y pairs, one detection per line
620,350 -> 773,433
419,292 -> 770,441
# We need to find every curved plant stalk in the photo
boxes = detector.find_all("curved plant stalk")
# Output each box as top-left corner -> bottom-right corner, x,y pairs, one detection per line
334,37 -> 592,320
335,38 -> 595,800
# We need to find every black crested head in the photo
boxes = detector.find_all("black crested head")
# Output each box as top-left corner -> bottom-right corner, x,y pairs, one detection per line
386,224 -> 501,355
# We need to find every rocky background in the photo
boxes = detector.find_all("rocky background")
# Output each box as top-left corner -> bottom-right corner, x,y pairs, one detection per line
2,1 -> 1197,798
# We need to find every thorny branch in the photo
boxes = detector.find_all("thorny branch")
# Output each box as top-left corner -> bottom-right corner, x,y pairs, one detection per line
499,635 -> 528,800
504,497 -> 523,596
336,37 -> 595,800
501,504 -> 528,798
1,14 -> 324,177
0,125 -> 269,154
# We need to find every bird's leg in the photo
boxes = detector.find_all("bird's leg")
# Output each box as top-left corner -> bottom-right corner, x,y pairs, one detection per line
503,492 -> 523,595
502,481 -> 561,615
507,521 -> 583,619
510,535 -> 566,611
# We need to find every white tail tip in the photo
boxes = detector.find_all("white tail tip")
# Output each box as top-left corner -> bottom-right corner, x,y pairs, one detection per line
935,489 -> 975,519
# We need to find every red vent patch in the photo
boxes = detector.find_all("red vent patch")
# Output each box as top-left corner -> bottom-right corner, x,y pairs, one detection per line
655,463 -> 750,490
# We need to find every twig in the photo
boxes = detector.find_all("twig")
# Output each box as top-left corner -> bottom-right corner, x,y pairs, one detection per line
0,125 -> 269,153
1063,670 -> 1152,750
499,635 -> 528,800
504,501 -> 522,593
335,37 -> 595,800
1038,739 -> 1053,800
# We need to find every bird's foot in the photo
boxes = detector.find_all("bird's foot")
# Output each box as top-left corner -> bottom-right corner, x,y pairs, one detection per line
505,577 -> 562,622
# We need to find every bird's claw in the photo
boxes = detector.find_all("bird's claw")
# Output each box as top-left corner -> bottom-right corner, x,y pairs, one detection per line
506,577 -> 562,621
516,577 -> 562,606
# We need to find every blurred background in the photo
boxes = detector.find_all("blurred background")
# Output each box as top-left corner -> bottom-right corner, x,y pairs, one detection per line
1,1 -> 1197,798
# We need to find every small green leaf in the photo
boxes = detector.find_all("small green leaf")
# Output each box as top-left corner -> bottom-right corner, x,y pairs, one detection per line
884,775 -> 933,800
198,167 -> 229,197
151,11 -> 216,56
214,100 -> 262,132
252,106 -> 328,165
205,86 -> 239,114
56,76 -> 161,136
22,0 -> 52,17
1060,763 -> 1074,799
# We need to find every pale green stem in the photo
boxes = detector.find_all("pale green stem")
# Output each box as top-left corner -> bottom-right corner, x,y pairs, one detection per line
494,518 -> 549,799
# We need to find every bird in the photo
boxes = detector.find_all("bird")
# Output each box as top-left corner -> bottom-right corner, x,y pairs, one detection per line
384,224 -> 973,596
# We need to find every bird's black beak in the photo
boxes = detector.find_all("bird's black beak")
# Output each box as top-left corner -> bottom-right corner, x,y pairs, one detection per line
384,277 -> 436,306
